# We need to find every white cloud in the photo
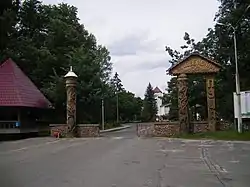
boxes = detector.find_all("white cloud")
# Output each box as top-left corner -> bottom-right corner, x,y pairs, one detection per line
43,0 -> 219,97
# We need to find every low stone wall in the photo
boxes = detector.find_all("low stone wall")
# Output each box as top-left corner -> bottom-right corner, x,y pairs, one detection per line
50,124 -> 68,137
154,122 -> 180,137
191,121 -> 231,132
137,123 -> 154,137
76,124 -> 100,137
137,122 -> 179,137
217,121 -> 231,131
192,121 -> 209,133
137,120 -> 231,137
50,124 -> 100,137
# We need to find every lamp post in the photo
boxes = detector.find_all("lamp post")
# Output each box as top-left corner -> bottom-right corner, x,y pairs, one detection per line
64,66 -> 78,136
116,92 -> 119,124
217,4 -> 250,133
101,98 -> 105,130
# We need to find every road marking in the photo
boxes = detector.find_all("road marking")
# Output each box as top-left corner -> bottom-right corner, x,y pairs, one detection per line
159,149 -> 184,153
112,137 -> 124,140
215,164 -> 228,173
229,160 -> 239,163
198,144 -> 214,147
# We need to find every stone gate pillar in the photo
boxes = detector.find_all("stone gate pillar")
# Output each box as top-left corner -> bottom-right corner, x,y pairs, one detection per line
64,66 -> 78,136
177,74 -> 189,133
206,75 -> 216,131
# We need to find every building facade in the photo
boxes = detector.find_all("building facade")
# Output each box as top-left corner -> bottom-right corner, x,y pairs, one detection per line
153,87 -> 169,117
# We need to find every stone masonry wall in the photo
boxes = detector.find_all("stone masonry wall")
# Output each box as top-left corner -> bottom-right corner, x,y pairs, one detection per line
192,121 -> 231,133
137,123 -> 154,137
192,121 -> 209,133
50,124 -> 100,137
50,124 -> 68,137
76,124 -> 100,137
217,121 -> 231,131
137,122 -> 180,137
154,122 -> 180,137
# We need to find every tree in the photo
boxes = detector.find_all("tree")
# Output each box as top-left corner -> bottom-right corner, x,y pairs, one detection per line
110,72 -> 124,92
162,77 -> 178,120
0,0 -> 113,123
110,72 -> 124,123
164,0 -> 250,122
118,91 -> 143,122
0,0 -> 144,126
0,0 -> 20,51
141,83 -> 158,122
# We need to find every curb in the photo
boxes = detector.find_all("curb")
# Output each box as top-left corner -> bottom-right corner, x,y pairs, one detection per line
100,125 -> 131,133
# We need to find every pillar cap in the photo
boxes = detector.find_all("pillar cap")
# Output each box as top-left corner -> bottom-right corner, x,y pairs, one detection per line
64,66 -> 78,78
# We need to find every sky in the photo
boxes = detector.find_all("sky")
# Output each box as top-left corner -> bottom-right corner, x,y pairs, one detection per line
43,0 -> 220,97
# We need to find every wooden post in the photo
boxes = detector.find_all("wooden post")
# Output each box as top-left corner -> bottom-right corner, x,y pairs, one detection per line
206,75 -> 216,131
177,74 -> 189,133
64,66 -> 78,137
17,109 -> 21,129
17,110 -> 21,123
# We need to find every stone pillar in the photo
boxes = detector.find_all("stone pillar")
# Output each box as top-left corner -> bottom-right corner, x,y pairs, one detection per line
64,66 -> 78,136
206,75 -> 216,131
177,74 -> 189,133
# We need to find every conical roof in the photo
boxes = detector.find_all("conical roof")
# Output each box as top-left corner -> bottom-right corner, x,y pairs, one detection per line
153,86 -> 162,94
0,58 -> 52,108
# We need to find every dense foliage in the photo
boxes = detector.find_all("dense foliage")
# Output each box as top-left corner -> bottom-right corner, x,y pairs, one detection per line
163,0 -> 250,122
141,83 -> 158,122
0,0 -> 143,124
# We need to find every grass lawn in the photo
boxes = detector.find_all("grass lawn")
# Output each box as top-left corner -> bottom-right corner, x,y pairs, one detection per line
175,130 -> 250,141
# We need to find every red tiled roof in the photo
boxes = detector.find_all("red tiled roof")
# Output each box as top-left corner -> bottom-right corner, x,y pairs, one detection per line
0,58 -> 52,108
153,86 -> 162,94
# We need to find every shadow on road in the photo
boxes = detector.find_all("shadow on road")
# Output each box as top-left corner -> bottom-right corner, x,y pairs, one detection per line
0,132 -> 49,142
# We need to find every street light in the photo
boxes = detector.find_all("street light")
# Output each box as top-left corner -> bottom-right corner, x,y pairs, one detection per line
216,4 -> 250,133
217,22 -> 242,133
101,98 -> 105,130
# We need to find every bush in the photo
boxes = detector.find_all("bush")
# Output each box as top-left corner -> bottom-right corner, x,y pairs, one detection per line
104,122 -> 121,130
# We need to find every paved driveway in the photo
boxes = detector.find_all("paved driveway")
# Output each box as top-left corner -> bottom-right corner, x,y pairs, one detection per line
0,127 -> 250,187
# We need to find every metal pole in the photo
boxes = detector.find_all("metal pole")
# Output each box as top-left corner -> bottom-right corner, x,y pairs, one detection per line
233,29 -> 242,133
116,93 -> 119,124
102,99 -> 105,130
233,2 -> 242,133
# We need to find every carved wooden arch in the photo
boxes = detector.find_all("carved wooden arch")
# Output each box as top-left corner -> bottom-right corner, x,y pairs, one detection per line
167,53 -> 221,133
167,53 -> 221,75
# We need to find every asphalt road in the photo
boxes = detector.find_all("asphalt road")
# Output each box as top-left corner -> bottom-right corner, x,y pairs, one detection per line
0,125 -> 250,187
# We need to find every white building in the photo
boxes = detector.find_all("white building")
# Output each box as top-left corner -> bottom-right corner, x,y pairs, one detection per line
153,87 -> 169,117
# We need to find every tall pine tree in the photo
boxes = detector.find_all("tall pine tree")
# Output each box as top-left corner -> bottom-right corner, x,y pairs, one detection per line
110,72 -> 124,93
110,72 -> 124,123
141,83 -> 157,122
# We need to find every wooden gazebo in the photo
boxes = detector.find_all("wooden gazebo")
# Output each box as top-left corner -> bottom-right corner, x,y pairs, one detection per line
0,58 -> 52,134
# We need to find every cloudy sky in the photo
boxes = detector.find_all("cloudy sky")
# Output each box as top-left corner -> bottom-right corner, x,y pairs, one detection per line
44,0 -> 219,97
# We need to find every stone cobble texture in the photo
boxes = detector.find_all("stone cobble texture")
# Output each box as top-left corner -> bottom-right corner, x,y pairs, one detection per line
76,125 -> 100,137
50,124 -> 100,137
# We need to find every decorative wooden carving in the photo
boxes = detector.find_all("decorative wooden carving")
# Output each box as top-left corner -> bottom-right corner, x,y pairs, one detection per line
171,56 -> 220,75
66,78 -> 77,135
177,74 -> 189,133
206,75 -> 216,131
